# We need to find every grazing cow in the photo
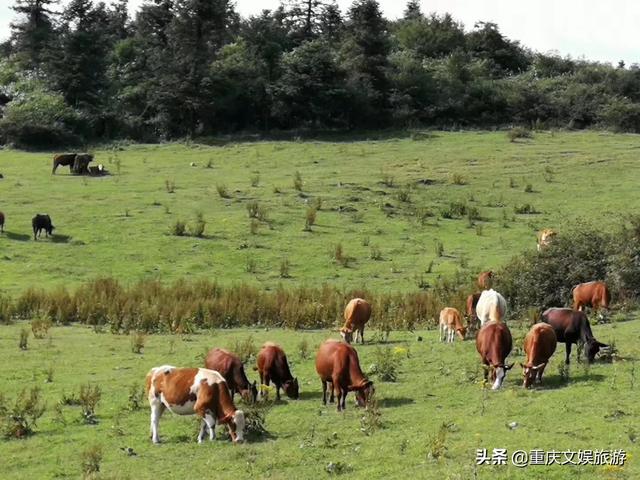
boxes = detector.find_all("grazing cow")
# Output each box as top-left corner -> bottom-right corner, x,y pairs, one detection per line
542,308 -> 608,364
439,307 -> 466,342
476,321 -> 514,390
340,298 -> 371,344
466,293 -> 481,329
315,340 -> 374,411
476,289 -> 507,326
204,348 -> 258,403
71,153 -> 93,174
0,211 -> 4,233
477,271 -> 493,289
52,153 -> 77,174
256,342 -> 299,400
32,214 -> 54,240
145,366 -> 245,444
572,281 -> 611,319
521,323 -> 557,388
537,228 -> 557,251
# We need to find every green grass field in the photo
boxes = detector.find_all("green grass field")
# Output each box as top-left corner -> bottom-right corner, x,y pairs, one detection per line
1,131 -> 640,479
1,131 -> 640,293
0,319 -> 637,479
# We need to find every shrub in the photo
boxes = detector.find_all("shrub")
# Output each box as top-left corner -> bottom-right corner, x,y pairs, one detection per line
333,243 -> 351,267
250,218 -> 260,235
370,246 -> 383,260
80,444 -> 103,479
435,241 -> 444,257
450,173 -> 467,185
130,331 -> 145,354
31,315 -> 52,339
368,346 -> 404,382
524,183 -> 533,193
507,127 -> 533,142
250,174 -> 260,187
127,383 -> 144,411
279,258 -> 291,278
229,336 -> 257,363
0,387 -> 46,438
165,179 -> 175,193
243,400 -> 273,440
190,212 -> 206,238
514,203 -> 539,214
79,383 -> 101,424
216,184 -> 231,198
397,188 -> 412,203
0,294 -> 13,324
19,328 -> 28,350
293,171 -> 303,191
381,172 -> 394,187
312,196 -> 323,210
246,201 -> 260,219
360,397 -> 383,435
298,338 -> 310,360
245,256 -> 257,273
171,219 -> 187,236
426,422 -> 455,460
44,366 -> 54,383
305,207 -> 317,231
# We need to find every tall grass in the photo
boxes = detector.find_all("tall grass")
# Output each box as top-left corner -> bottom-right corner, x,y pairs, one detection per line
6,275 -> 471,332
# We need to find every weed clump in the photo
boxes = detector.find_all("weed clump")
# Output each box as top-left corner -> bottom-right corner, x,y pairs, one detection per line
0,387 -> 46,439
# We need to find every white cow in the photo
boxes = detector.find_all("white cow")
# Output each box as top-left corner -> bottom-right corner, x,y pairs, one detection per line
476,289 -> 507,326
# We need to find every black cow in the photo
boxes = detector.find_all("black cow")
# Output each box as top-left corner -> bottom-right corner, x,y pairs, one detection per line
52,153 -> 77,174
541,308 -> 608,364
32,214 -> 55,240
0,211 -> 4,233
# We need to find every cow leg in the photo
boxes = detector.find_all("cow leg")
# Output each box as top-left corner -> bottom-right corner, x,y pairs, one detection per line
321,381 -> 327,405
263,374 -> 272,400
328,380 -> 335,404
203,412 -> 216,441
334,384 -> 343,412
150,401 -> 165,444
439,323 -> 444,342
565,343 -> 572,364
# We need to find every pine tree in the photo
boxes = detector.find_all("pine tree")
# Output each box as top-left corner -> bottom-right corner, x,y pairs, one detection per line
9,0 -> 58,71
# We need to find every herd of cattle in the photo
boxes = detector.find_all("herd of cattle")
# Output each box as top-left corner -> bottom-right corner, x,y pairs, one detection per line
145,284 -> 611,444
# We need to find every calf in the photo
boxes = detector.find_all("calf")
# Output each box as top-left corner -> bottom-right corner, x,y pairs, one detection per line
476,289 -> 507,326
315,340 -> 374,411
0,211 -> 4,233
542,308 -> 608,364
204,348 -> 258,403
256,342 -> 299,400
466,292 -> 481,330
340,298 -> 371,344
572,281 -> 611,319
476,321 -> 513,390
52,153 -> 77,174
32,214 -> 54,240
145,366 -> 245,444
521,323 -> 557,388
439,307 -> 466,342
477,271 -> 493,289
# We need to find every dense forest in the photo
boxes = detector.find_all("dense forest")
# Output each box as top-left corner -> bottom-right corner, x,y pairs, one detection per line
1,0 -> 640,147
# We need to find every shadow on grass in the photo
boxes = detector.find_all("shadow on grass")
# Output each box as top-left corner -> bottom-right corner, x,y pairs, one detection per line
3,231 -> 30,241
539,372 -> 606,390
299,391 -> 323,401
51,234 -> 72,243
379,397 -> 415,408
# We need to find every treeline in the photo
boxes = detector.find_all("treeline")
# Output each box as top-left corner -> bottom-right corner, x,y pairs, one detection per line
2,0 -> 640,147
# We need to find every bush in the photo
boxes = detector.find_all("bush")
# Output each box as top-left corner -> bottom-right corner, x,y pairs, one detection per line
279,258 -> 291,278
130,331 -> 145,354
0,387 -> 46,438
79,383 -> 102,424
305,207 -> 317,231
293,171 -> 303,191
190,212 -> 206,237
368,346 -> 404,382
229,336 -> 257,364
19,328 -> 28,350
450,173 -> 467,185
370,245 -> 383,260
165,179 -> 175,193
507,127 -> 533,142
514,203 -> 539,214
80,444 -> 103,479
171,219 -> 187,236
243,399 -> 273,440
127,383 -> 144,411
31,315 -> 52,339
298,338 -> 310,360
0,294 -> 13,324
216,184 -> 231,198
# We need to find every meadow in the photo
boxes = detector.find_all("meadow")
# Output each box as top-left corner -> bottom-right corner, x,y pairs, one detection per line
1,130 -> 640,479
1,131 -> 640,293
0,318 -> 637,480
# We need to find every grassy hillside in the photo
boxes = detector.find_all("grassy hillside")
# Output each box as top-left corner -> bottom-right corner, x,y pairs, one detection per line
0,319 -> 637,479
1,131 -> 640,294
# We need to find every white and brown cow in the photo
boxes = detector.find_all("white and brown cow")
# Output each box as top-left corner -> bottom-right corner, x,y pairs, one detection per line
439,307 -> 466,343
476,289 -> 507,326
340,298 -> 371,344
145,366 -> 245,444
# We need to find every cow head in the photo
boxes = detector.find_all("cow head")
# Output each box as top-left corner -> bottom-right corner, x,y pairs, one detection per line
283,377 -> 299,399
354,380 -> 375,408
456,326 -> 467,340
586,340 -> 608,363
485,363 -> 514,390
224,410 -> 246,443
520,362 -> 546,388
340,327 -> 354,344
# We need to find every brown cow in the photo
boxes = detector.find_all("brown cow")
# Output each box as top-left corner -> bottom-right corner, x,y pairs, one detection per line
466,293 -> 481,329
572,281 -> 611,319
340,298 -> 371,344
204,348 -> 258,403
315,340 -> 374,411
521,323 -> 557,388
439,307 -> 466,342
477,271 -> 493,289
145,366 -> 245,444
0,211 -> 4,233
542,308 -> 608,364
52,153 -> 77,174
256,342 -> 299,400
476,321 -> 513,390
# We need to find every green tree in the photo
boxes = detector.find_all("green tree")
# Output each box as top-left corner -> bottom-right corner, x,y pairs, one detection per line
9,0 -> 58,71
